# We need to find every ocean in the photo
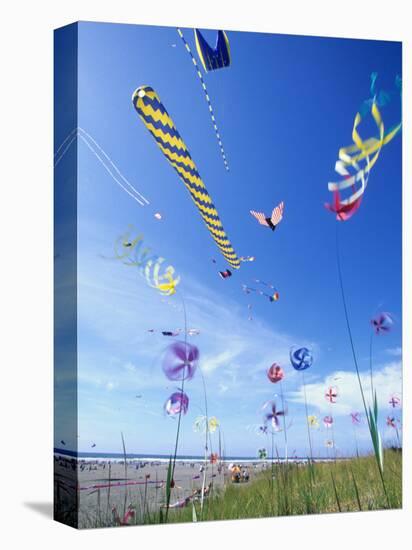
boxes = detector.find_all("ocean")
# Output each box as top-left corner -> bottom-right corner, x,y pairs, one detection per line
54,448 -> 338,463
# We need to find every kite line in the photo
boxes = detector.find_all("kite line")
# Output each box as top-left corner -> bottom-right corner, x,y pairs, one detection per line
54,127 -> 150,207
176,28 -> 230,172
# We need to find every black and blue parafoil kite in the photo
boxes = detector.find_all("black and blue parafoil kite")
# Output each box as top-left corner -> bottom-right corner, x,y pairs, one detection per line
194,29 -> 231,72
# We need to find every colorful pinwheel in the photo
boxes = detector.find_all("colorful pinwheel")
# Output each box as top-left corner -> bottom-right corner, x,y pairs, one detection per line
371,312 -> 394,334
164,391 -> 189,416
162,341 -> 199,381
307,415 -> 319,429
386,416 -> 397,429
258,448 -> 268,460
323,415 -> 334,428
194,415 -> 220,434
155,268 -> 180,296
389,395 -> 401,409
209,453 -> 219,464
267,363 -> 284,384
350,412 -> 361,425
263,400 -> 286,432
290,347 -> 313,371
325,386 -> 338,404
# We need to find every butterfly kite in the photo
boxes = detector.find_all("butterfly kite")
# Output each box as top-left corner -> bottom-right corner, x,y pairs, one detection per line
250,201 -> 284,231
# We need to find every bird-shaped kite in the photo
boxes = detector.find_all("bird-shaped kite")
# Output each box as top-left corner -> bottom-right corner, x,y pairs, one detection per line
250,202 -> 284,231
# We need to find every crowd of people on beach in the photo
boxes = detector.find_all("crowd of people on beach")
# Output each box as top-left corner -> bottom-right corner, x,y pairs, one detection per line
229,464 -> 250,483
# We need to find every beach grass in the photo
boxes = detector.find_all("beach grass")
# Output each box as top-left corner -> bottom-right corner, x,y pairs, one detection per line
72,449 -> 401,528
161,450 -> 402,524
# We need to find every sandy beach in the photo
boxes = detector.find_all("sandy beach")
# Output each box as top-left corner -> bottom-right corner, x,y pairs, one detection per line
54,455 -> 267,528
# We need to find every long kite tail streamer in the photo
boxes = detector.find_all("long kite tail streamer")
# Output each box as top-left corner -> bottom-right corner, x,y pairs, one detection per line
113,230 -> 181,295
54,127 -> 150,207
176,27 -> 230,172
132,86 -> 240,270
326,75 -> 401,220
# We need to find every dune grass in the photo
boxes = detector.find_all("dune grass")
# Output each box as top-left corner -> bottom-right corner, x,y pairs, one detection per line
160,450 -> 401,525
74,450 -> 401,528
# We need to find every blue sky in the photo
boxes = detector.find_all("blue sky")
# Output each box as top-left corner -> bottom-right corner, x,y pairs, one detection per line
55,22 -> 402,457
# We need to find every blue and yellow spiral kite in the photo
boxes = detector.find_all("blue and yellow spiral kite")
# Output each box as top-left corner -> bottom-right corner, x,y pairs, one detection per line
132,85 -> 240,270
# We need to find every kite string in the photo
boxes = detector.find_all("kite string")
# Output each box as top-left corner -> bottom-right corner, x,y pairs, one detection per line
352,421 -> 359,458
302,371 -> 314,463
176,28 -> 229,172
54,128 -> 150,206
54,133 -> 78,168
165,294 -> 188,522
279,380 -> 288,463
369,331 -> 375,402
54,127 -> 78,159
335,224 -> 370,424
78,127 -> 150,205
335,223 -> 390,504
78,135 -> 146,206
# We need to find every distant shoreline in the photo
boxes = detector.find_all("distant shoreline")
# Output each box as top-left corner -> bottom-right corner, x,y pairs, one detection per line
54,447 -> 348,462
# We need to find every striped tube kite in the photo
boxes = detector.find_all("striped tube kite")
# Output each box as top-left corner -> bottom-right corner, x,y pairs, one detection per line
132,86 -> 240,270
326,74 -> 402,220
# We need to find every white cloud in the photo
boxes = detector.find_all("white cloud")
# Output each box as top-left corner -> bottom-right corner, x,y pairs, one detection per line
76,244 -> 315,402
289,361 -> 402,415
386,346 -> 402,357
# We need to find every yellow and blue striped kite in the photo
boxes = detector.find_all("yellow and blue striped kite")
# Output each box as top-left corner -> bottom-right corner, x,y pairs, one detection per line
132,85 -> 240,270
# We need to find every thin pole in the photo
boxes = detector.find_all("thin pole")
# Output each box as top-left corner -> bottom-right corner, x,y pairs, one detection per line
302,372 -> 314,462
